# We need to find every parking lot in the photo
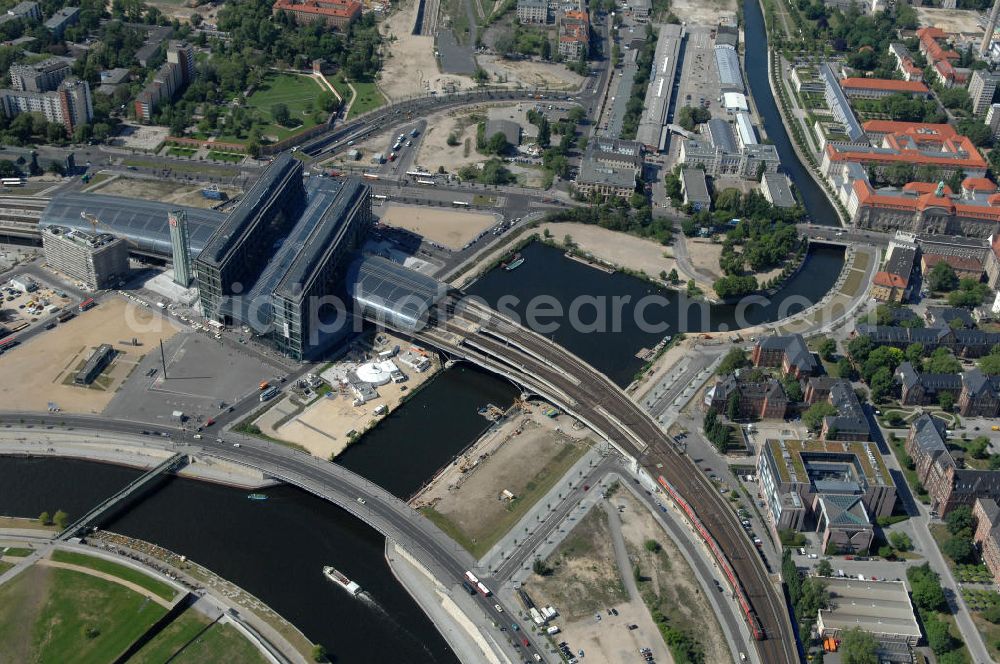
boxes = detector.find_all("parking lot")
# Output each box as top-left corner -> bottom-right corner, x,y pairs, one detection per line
0,277 -> 74,339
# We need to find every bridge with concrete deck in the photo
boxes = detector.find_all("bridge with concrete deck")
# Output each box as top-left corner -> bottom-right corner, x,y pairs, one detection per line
59,452 -> 187,540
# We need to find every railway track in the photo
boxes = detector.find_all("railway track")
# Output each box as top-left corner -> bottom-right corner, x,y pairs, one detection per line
415,302 -> 799,663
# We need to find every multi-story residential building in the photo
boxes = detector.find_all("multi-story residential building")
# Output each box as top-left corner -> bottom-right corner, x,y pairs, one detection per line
870,244 -> 915,303
970,69 -> 1000,115
757,437 -> 895,553
839,77 -> 930,100
0,1 -> 41,26
9,58 -> 70,92
680,118 -> 780,178
44,6 -> 78,37
907,414 -> 1000,514
855,324 -> 1000,358
751,334 -> 818,378
987,103 -> 1000,139
558,10 -> 589,60
272,0 -> 362,29
803,377 -> 872,442
134,41 -> 196,122
0,77 -> 92,134
889,42 -> 923,82
761,172 -> 796,208
706,374 -> 789,420
819,63 -> 865,142
987,233 -> 1000,288
957,369 -> 1000,416
973,498 -> 1000,586
516,0 -> 548,24
917,26 -> 970,87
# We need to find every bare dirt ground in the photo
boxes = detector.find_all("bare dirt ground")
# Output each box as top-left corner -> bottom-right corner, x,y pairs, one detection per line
539,223 -> 676,278
412,411 -> 589,554
916,7 -> 984,34
90,176 -> 240,210
146,0 -> 223,24
670,0 -> 737,24
525,508 -> 627,621
685,238 -> 724,280
477,55 -> 584,91
618,490 -> 732,664
413,107 -> 496,174
112,123 -> 170,151
0,298 -> 180,414
379,0 -> 476,100
379,205 -> 499,249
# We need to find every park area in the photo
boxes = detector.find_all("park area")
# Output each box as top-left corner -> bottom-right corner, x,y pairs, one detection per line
212,72 -> 331,145
378,204 -> 498,250
0,297 -> 182,414
414,411 -> 590,557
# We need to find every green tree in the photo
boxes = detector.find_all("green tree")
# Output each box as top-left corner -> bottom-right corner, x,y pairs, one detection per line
924,347 -> 962,374
270,103 -> 290,126
980,348 -> 1000,375
726,391 -> 741,421
803,402 -> 837,430
643,539 -> 661,553
927,260 -> 959,292
484,132 -> 510,155
817,337 -> 837,361
869,366 -> 895,403
836,358 -> 856,380
717,348 -> 749,375
782,375 -> 803,402
532,558 -> 551,576
840,627 -> 878,664
925,616 -> 956,655
905,342 -> 924,366
942,536 -> 976,563
38,511 -> 51,525
946,505 -> 974,536
816,559 -> 833,577
668,268 -> 679,284
939,391 -> 955,412
968,436 -> 990,459
888,531 -> 912,552
52,510 -> 68,530
311,643 -> 327,662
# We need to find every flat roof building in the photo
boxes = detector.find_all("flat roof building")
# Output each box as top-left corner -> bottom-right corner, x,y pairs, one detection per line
516,0 -> 548,24
761,173 -> 796,208
44,6 -> 78,37
75,344 -> 114,385
817,578 -> 921,650
714,44 -> 744,93
839,77 -> 930,99
681,118 -> 779,179
484,119 -> 521,146
41,226 -> 129,290
636,24 -> 683,151
820,63 -> 864,142
680,168 -> 710,210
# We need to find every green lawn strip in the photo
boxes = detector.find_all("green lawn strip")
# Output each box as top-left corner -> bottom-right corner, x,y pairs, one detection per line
0,561 -> 11,574
121,158 -> 236,178
126,608 -> 210,664
169,621 -> 269,664
2,546 -> 35,557
887,434 -> 929,503
346,81 -> 386,119
206,151 -> 244,163
420,442 -> 587,558
33,568 -> 167,663
50,550 -> 177,601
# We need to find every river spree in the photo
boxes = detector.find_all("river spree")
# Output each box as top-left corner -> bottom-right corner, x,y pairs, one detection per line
468,241 -> 844,385
0,456 -> 459,664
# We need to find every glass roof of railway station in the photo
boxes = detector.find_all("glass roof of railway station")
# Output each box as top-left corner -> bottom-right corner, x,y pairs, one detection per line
347,255 -> 448,332
40,192 -> 226,256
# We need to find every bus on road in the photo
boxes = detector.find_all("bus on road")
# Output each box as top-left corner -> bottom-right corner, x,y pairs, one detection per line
78,298 -> 96,312
416,179 -> 435,186
452,201 -> 470,207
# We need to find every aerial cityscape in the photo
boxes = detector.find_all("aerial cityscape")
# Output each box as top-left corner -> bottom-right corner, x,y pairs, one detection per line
5,0 -> 1000,661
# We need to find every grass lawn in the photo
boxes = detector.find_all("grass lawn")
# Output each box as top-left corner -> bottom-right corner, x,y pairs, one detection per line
245,72 -> 326,142
887,434 -> 929,503
206,151 -> 244,163
421,440 -> 587,558
128,608 -> 267,664
2,546 -> 35,557
346,81 -> 386,119
167,146 -> 197,157
0,565 -> 168,664
121,158 -> 236,179
50,550 -> 177,601
0,561 -> 11,574
0,515 -> 58,531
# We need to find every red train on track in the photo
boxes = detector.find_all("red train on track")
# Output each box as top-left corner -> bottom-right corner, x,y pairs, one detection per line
658,475 -> 764,641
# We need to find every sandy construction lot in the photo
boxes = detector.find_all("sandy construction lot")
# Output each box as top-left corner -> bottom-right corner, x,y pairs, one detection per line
379,204 -> 498,249
671,0 -> 737,23
90,176 -> 240,210
413,107 -> 494,174
686,238 -> 724,280
477,55 -> 584,91
916,7 -> 983,34
379,0 -> 476,100
539,223 -> 676,278
413,413 -> 589,554
0,298 -> 180,414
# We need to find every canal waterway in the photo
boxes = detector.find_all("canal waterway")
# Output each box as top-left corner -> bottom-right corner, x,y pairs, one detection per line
743,0 -> 841,226
0,456 -> 459,664
467,241 -> 844,386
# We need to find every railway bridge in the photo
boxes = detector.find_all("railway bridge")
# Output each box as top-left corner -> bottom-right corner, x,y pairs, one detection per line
350,258 -> 798,664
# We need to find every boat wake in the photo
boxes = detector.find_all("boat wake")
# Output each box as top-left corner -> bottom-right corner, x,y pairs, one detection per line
357,592 -> 435,660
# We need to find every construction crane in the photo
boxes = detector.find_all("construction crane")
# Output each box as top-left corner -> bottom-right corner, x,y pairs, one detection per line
79,211 -> 138,247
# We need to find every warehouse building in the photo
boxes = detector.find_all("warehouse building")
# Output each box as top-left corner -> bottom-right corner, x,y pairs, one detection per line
817,578 -> 921,660
636,24 -> 683,151
41,226 -> 129,290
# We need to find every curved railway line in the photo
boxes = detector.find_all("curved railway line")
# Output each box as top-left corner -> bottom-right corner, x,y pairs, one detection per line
407,299 -> 798,663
